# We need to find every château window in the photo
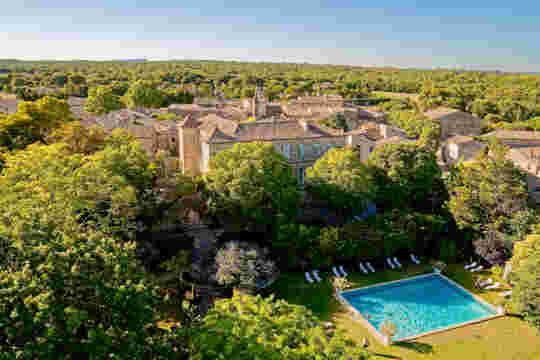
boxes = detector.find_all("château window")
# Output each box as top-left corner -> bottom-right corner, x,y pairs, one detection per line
298,167 -> 305,185
283,143 -> 291,159
299,144 -> 305,160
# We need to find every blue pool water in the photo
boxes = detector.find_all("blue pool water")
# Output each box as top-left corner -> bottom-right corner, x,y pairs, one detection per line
340,274 -> 497,341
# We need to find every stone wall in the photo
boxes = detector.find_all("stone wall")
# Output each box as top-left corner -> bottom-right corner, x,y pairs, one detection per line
205,136 -> 373,182
179,127 -> 202,175
439,112 -> 483,140
508,148 -> 540,192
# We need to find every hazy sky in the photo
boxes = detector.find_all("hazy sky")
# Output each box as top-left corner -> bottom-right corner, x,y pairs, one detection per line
2,0 -> 539,72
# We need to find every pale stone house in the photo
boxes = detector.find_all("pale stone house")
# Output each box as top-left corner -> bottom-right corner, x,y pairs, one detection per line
507,147 -> 540,192
424,107 -> 483,140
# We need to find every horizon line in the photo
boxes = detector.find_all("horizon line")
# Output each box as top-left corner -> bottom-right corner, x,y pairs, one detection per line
0,57 -> 532,74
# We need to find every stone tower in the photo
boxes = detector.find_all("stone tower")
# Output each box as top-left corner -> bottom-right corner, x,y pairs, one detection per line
178,115 -> 201,175
252,79 -> 267,119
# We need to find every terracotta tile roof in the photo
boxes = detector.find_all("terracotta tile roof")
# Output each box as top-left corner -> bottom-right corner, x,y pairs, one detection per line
446,135 -> 477,144
180,114 -> 200,129
198,114 -> 238,137
0,98 -> 19,114
376,136 -> 414,146
169,104 -> 203,111
424,107 -> 461,119
95,109 -> 154,130
229,120 -> 334,142
345,123 -> 383,141
510,146 -> 540,159
483,130 -> 540,140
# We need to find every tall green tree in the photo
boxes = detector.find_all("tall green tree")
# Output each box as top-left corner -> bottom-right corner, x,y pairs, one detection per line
187,294 -> 369,360
369,143 -> 446,212
84,85 -> 124,115
0,141 -> 181,359
204,142 -> 300,229
125,80 -> 165,109
509,233 -> 540,330
306,146 -> 375,213
447,141 -> 530,235
0,96 -> 75,151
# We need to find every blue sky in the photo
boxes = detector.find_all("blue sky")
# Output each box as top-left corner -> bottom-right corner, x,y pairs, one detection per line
1,0 -> 539,72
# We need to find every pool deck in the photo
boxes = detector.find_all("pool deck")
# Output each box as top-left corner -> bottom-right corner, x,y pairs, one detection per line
336,272 -> 505,344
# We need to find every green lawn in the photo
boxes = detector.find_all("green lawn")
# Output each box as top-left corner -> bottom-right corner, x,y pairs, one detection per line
265,263 -> 540,360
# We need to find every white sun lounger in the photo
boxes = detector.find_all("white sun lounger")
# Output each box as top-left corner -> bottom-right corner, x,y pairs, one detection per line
499,290 -> 512,297
386,258 -> 396,269
464,262 -> 478,270
410,254 -> 421,264
339,265 -> 348,277
305,272 -> 314,283
470,265 -> 484,272
359,263 -> 369,274
393,257 -> 402,268
476,278 -> 493,288
484,282 -> 500,290
312,270 -> 322,283
332,266 -> 342,277
366,262 -> 375,273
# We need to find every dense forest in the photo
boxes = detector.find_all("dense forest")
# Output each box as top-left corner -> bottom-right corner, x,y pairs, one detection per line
1,60 -> 540,131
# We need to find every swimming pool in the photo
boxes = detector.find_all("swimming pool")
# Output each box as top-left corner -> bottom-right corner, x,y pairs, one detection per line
339,273 -> 500,342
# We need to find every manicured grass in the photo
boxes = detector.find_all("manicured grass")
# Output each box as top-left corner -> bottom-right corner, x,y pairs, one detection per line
265,263 -> 540,360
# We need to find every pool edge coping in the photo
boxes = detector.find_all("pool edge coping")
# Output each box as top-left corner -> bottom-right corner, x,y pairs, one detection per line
337,272 -> 504,344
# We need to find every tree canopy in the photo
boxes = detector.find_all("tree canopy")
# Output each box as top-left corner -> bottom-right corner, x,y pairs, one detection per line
204,142 -> 300,226
446,141 -> 530,235
368,142 -> 446,212
187,294 -> 369,360
306,146 -> 375,212
0,96 -> 75,151
125,80 -> 165,109
84,85 -> 124,114
509,232 -> 540,331
0,139 -> 181,358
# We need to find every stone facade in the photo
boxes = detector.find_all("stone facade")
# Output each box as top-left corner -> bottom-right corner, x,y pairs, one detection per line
178,115 -> 380,182
424,107 -> 483,140
507,147 -> 540,192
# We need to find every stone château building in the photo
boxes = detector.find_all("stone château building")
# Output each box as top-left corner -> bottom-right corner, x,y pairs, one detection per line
178,114 -> 383,182
175,83 -> 397,182
424,107 -> 484,140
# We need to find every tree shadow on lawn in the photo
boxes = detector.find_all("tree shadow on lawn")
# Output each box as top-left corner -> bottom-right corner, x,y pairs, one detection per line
369,353 -> 402,359
393,341 -> 434,354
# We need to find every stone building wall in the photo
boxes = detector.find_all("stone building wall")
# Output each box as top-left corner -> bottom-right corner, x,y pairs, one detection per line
439,112 -> 483,140
508,148 -> 540,192
179,127 -> 202,175
204,136 -> 374,181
